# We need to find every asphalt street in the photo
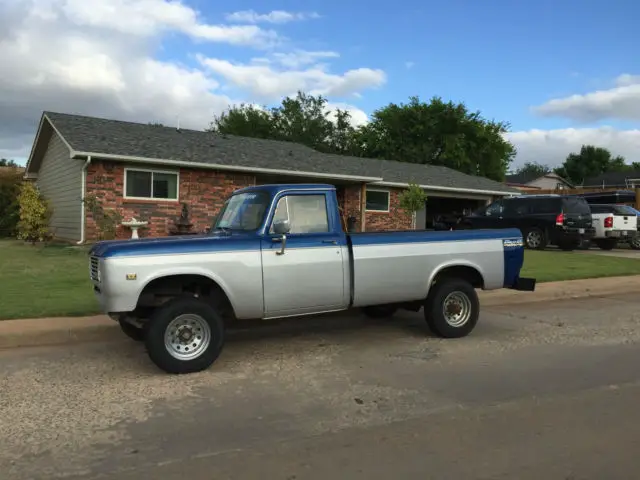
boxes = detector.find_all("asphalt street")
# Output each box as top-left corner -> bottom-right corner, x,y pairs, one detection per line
2,294 -> 640,479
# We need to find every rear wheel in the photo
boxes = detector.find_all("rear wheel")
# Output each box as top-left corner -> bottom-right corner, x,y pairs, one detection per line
524,227 -> 547,250
145,296 -> 225,374
424,278 -> 479,338
629,236 -> 640,250
362,305 -> 398,319
595,239 -> 617,250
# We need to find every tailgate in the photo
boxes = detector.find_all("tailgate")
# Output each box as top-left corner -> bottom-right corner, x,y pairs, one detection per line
613,214 -> 637,230
564,211 -> 592,229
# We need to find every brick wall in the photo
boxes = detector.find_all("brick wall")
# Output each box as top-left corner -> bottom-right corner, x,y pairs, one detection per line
85,161 -> 255,240
365,188 -> 412,231
84,162 -> 411,240
337,184 -> 412,232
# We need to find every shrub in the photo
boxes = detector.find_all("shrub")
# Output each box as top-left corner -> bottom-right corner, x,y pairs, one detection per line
16,182 -> 53,243
0,172 -> 22,237
84,193 -> 123,240
398,182 -> 427,229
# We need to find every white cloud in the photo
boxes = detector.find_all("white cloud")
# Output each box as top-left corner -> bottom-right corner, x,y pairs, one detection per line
507,127 -> 640,168
0,0 -> 383,162
225,10 -> 320,24
533,73 -> 640,122
198,56 -> 386,100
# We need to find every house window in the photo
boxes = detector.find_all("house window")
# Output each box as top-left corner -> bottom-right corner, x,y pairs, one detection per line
366,189 -> 390,212
124,168 -> 179,200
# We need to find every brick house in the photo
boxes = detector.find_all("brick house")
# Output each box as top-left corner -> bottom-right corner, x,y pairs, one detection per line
23,111 -> 518,243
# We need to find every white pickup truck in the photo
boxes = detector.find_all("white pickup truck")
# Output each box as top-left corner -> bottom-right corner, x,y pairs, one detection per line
589,203 -> 638,250
88,183 -> 536,374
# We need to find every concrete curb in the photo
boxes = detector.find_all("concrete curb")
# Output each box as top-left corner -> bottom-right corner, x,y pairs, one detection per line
1,275 -> 639,350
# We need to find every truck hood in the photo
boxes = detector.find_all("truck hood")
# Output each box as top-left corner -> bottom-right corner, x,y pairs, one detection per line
89,232 -> 259,258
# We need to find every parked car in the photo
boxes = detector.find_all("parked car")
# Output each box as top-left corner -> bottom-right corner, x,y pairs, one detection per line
459,194 -> 595,251
88,183 -> 536,374
588,204 -> 638,250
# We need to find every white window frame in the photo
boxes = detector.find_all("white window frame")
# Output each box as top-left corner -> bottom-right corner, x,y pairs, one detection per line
365,188 -> 390,213
123,167 -> 180,201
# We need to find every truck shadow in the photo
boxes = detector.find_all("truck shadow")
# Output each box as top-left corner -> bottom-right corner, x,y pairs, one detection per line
225,309 -> 434,345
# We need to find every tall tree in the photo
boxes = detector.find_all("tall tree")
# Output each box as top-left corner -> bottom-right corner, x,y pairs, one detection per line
554,145 -> 627,185
354,96 -> 515,181
514,161 -> 551,178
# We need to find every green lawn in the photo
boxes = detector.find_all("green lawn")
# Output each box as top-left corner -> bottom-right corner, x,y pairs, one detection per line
3,240 -> 640,320
0,240 -> 99,320
521,250 -> 640,283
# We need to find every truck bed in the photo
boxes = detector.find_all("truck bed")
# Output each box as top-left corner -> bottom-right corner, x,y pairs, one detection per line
346,228 -> 523,307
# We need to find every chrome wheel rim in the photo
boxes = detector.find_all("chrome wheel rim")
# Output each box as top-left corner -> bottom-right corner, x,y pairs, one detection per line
526,231 -> 541,248
164,314 -> 211,360
442,291 -> 472,328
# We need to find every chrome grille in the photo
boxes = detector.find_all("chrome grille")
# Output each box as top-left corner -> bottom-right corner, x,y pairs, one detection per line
90,256 -> 100,282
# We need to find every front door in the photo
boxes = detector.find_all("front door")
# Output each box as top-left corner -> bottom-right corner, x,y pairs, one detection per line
261,192 -> 347,317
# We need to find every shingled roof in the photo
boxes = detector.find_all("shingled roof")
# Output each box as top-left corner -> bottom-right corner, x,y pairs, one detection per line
29,111 -> 517,195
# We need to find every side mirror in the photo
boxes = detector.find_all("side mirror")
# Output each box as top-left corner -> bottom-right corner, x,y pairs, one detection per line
273,219 -> 291,235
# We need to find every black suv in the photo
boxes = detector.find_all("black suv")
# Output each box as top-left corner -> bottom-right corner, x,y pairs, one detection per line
459,195 -> 595,250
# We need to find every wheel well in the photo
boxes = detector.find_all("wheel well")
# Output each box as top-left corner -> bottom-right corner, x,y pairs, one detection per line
137,274 -> 235,320
432,265 -> 484,289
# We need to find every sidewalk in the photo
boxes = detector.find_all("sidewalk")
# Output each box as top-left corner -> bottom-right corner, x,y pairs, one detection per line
1,275 -> 639,350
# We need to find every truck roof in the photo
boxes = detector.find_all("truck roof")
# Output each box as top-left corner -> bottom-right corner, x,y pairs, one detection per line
234,183 -> 336,195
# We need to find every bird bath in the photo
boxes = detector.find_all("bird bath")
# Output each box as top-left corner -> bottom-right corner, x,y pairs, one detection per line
121,218 -> 148,239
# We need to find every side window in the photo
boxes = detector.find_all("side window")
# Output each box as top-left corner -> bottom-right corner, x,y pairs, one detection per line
270,194 -> 329,234
504,200 -> 529,216
530,198 -> 559,214
485,200 -> 503,216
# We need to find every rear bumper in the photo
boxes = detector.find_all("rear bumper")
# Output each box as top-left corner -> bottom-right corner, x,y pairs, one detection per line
551,226 -> 595,243
605,230 -> 637,238
509,277 -> 536,292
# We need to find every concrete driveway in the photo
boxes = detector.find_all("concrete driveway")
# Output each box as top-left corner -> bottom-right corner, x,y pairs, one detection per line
2,294 -> 640,479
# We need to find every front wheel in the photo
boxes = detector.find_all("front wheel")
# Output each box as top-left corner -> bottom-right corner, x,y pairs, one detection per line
424,278 -> 479,338
145,296 -> 225,374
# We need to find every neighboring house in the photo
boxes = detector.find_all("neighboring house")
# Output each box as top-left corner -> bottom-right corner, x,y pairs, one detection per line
583,171 -> 640,189
505,172 -> 574,191
24,111 -> 518,242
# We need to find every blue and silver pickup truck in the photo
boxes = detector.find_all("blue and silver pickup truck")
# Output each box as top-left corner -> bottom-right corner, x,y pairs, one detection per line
89,183 -> 535,374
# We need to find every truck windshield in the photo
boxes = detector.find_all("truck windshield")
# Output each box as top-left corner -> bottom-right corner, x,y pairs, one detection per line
212,191 -> 270,232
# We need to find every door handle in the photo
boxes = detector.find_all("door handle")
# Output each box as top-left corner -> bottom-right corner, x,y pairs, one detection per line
322,239 -> 337,245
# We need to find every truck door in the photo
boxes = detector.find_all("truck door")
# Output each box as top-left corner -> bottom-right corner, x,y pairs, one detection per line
260,192 -> 347,317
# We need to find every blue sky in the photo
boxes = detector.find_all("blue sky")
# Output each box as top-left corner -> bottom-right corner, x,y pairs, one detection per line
1,0 -> 639,167
177,0 -> 639,132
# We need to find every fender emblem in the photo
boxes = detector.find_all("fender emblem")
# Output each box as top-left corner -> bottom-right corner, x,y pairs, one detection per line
126,273 -> 137,281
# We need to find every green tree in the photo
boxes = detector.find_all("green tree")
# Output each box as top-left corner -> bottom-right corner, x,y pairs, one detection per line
209,91 -> 359,154
398,183 -> 428,229
514,161 -> 551,178
553,145 -> 627,185
355,96 -> 515,181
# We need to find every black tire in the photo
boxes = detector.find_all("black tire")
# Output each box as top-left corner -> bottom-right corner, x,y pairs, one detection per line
629,237 -> 640,250
524,227 -> 547,250
144,296 -> 225,374
362,305 -> 398,319
595,239 -> 617,251
119,318 -> 145,342
424,278 -> 479,338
